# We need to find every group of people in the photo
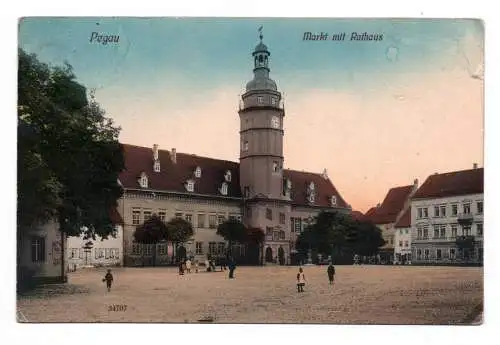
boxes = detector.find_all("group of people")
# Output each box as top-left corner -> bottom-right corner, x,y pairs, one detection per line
296,262 -> 336,293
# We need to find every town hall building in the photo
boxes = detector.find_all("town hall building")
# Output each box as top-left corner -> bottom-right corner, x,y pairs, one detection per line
116,34 -> 351,266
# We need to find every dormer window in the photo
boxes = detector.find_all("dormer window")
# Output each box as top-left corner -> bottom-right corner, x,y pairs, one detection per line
309,182 -> 315,191
194,166 -> 202,178
308,193 -> 315,204
139,173 -> 148,188
154,160 -> 160,173
330,195 -> 337,207
286,179 -> 292,189
220,182 -> 228,196
225,170 -> 232,182
186,180 -> 195,192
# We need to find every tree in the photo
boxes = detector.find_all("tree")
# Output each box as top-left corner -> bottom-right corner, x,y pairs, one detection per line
133,214 -> 170,266
295,211 -> 385,264
216,219 -> 247,255
166,217 -> 194,262
18,49 -> 124,240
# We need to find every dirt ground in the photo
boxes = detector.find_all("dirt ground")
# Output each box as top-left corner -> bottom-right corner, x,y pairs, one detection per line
17,265 -> 483,324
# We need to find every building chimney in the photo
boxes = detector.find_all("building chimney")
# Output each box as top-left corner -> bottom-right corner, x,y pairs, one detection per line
322,168 -> 329,180
413,178 -> 418,186
153,144 -> 159,161
473,163 -> 478,169
171,148 -> 177,164
377,203 -> 381,208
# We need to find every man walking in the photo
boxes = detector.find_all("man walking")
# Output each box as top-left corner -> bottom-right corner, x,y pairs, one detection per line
327,263 -> 336,285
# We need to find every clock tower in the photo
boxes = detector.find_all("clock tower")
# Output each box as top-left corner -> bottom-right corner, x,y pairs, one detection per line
239,31 -> 286,205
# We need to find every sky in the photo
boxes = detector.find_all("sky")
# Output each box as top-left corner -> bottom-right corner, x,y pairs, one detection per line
18,17 -> 484,212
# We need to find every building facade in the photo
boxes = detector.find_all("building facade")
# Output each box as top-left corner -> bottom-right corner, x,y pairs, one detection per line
18,220 -> 67,284
117,35 -> 351,266
394,208 -> 411,264
365,180 -> 418,263
411,167 -> 483,265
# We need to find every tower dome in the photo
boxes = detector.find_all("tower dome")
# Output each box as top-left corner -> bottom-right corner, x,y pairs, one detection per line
245,27 -> 278,92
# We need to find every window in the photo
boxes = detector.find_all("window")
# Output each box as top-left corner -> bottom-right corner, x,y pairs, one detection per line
404,241 -> 409,247
279,231 -> 286,240
79,248 -> 84,259
450,248 -> 456,259
477,223 -> 483,236
477,201 -> 483,214
272,161 -> 279,173
132,244 -> 141,255
436,249 -> 442,260
271,97 -> 277,106
198,214 -> 206,228
290,217 -> 295,232
417,249 -> 422,260
140,174 -> 148,188
196,242 -> 203,255
293,218 -> 300,233
105,249 -> 110,259
132,208 -> 140,225
195,167 -> 202,178
209,215 -> 217,228
423,208 -> 428,218
399,229 -> 403,235
463,225 -> 471,236
257,96 -> 263,104
158,210 -> 166,222
440,225 -> 446,238
405,229 -> 409,234
424,249 -> 430,260
418,208 -> 423,219
225,171 -> 232,182
220,182 -> 228,196
186,180 -> 195,192
266,208 -> 273,220
423,226 -> 428,239
279,212 -> 285,224
434,206 -> 440,217
266,227 -> 273,236
143,245 -> 152,256
308,193 -> 315,204
440,205 -> 446,217
242,141 -> 249,152
175,212 -> 183,219
271,116 -> 280,129
451,224 -> 458,238
463,203 -> 471,215
158,244 -> 167,255
433,226 -> 439,239
452,204 -> 458,216
143,210 -> 152,222
417,227 -> 423,239
217,242 -> 225,255
95,248 -> 104,259
330,196 -> 337,206
185,214 -> 193,225
217,215 -> 226,225
244,186 -> 250,198
399,241 -> 403,247
70,248 -> 78,259
209,242 -> 217,255
154,161 -> 160,172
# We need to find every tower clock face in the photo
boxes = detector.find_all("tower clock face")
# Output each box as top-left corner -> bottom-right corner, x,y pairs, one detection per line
271,116 -> 280,129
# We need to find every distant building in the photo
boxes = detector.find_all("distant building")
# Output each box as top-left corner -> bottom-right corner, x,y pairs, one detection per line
66,209 -> 124,269
18,220 -> 67,284
115,34 -> 350,266
365,180 -> 418,263
411,166 -> 483,265
351,210 -> 366,222
394,208 -> 411,264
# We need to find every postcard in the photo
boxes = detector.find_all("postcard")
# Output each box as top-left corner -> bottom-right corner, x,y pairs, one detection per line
17,17 -> 484,324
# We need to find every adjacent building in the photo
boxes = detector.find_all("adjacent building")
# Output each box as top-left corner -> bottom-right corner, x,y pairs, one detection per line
116,35 -> 350,266
394,208 -> 411,264
411,166 -> 483,265
365,180 -> 418,263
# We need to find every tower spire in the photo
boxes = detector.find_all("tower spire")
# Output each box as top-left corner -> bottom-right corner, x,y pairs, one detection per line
258,25 -> 263,41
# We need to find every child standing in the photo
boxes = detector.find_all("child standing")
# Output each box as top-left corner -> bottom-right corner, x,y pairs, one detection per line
296,267 -> 306,293
186,258 -> 192,274
327,263 -> 336,285
102,269 -> 114,292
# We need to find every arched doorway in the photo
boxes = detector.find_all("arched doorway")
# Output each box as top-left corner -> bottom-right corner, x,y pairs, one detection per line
278,246 -> 285,265
265,247 -> 273,263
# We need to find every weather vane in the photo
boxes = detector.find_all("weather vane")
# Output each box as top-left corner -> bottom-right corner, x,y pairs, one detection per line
258,26 -> 263,41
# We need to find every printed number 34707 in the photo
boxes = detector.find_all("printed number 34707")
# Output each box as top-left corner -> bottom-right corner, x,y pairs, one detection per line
108,304 -> 127,312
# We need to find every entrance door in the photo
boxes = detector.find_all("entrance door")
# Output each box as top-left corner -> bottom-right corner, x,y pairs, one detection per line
265,247 -> 273,263
278,246 -> 285,265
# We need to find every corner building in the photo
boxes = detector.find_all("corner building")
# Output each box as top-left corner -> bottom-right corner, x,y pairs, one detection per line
117,36 -> 351,266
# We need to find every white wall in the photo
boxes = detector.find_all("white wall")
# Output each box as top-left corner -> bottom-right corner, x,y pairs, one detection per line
67,225 -> 123,269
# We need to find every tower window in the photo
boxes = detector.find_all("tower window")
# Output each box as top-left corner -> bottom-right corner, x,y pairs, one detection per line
259,55 -> 263,63
271,97 -> 277,106
273,161 -> 279,173
242,141 -> 249,152
257,96 -> 264,104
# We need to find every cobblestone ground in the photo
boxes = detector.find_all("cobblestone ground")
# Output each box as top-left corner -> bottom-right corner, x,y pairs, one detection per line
17,265 -> 483,324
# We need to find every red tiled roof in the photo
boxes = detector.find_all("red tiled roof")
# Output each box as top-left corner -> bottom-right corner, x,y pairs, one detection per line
365,207 -> 377,217
283,169 -> 348,208
119,144 -> 348,208
366,185 -> 414,225
394,208 -> 410,228
351,210 -> 366,221
412,168 -> 484,199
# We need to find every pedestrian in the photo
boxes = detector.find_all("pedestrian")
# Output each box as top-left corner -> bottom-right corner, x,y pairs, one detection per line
102,269 -> 114,292
296,267 -> 306,293
194,260 -> 199,273
228,257 -> 236,279
178,260 -> 184,275
327,262 -> 336,285
186,258 -> 192,274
